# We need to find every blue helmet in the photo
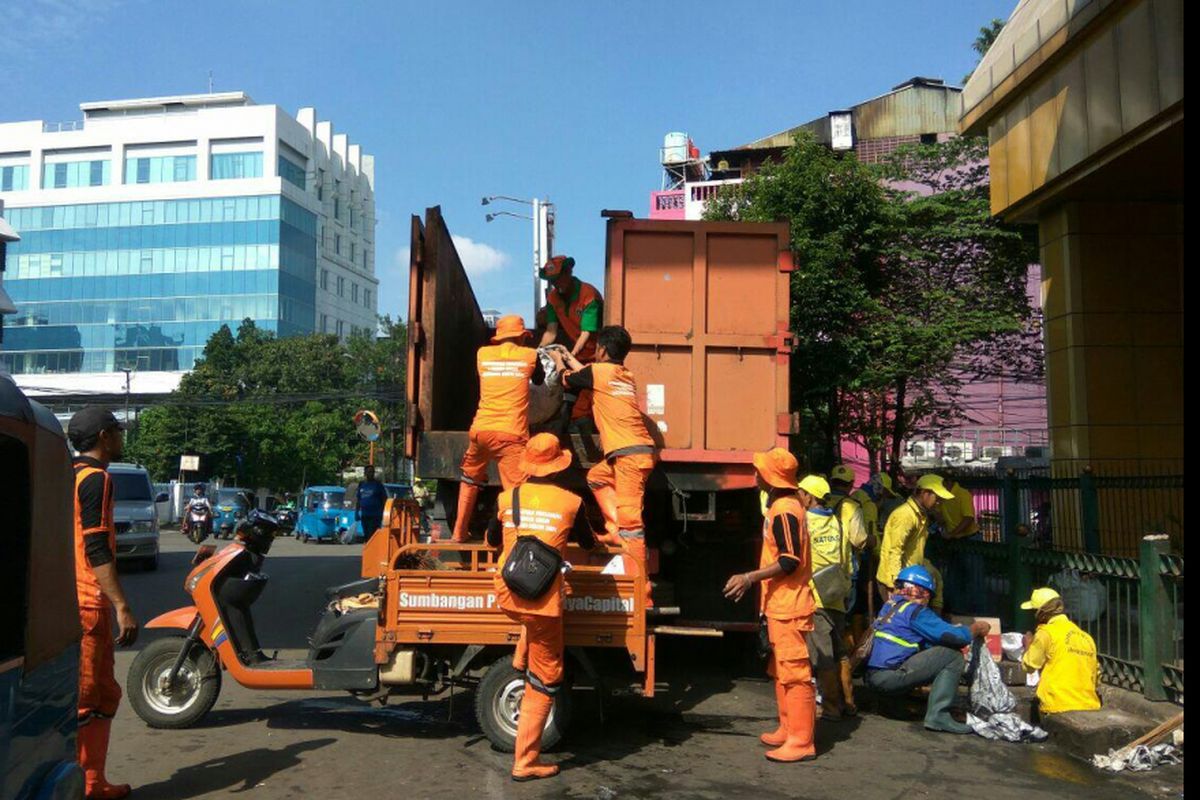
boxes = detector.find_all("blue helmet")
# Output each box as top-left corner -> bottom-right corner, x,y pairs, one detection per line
897,565 -> 936,593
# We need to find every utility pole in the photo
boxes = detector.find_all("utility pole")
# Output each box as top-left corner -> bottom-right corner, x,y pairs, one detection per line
483,195 -> 555,318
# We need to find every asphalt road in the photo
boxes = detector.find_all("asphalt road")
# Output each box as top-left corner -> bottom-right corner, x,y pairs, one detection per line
107,532 -> 1181,800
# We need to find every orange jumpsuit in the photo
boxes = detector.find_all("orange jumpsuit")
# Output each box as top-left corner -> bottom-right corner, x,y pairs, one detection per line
74,457 -> 122,720
460,341 -> 539,489
547,278 -> 602,420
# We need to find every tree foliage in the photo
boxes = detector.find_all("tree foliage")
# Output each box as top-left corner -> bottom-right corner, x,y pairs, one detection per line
127,317 -> 407,489
705,133 -> 1040,472
964,18 -> 1006,84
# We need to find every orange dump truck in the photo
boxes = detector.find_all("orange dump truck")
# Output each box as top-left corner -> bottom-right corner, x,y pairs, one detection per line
387,207 -> 793,747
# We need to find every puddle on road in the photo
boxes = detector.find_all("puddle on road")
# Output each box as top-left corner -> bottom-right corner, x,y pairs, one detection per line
1026,750 -> 1100,787
297,697 -> 448,725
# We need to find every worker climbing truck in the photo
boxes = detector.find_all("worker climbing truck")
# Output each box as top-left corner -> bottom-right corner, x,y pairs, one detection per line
398,206 -> 794,746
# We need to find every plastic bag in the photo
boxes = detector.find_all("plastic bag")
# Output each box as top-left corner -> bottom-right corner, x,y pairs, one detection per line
967,652 -> 1048,743
528,347 -> 565,426
1001,632 -> 1025,662
1093,743 -> 1182,772
1048,568 -> 1107,623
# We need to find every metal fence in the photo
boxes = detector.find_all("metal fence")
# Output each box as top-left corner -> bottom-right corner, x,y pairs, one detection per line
921,472 -> 1185,705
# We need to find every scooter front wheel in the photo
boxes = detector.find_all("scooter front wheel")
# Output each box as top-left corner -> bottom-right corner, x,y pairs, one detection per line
127,636 -> 221,728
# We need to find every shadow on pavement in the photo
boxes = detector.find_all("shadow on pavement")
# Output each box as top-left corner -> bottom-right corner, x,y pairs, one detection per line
131,738 -> 335,799
192,694 -> 476,740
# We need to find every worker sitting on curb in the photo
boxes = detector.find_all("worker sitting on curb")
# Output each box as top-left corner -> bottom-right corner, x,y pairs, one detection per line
722,448 -> 817,764
805,471 -> 868,721
1020,588 -> 1101,718
486,433 -> 596,781
876,474 -> 955,601
450,314 -> 540,543
865,565 -> 990,734
539,255 -> 603,427
551,326 -> 657,605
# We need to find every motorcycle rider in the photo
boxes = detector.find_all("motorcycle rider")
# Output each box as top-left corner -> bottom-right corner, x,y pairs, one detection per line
184,483 -> 213,540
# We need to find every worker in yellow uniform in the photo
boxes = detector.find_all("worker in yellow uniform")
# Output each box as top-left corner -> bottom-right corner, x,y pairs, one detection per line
807,468 -> 868,720
451,315 -> 539,542
876,474 -> 954,601
938,475 -> 980,614
1020,588 -> 1101,716
722,448 -> 817,764
486,434 -> 596,781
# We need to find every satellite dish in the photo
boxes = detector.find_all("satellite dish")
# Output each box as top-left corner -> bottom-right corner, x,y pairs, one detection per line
354,409 -> 381,442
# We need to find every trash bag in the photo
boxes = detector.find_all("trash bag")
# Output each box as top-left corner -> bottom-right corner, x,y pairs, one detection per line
967,651 -> 1049,743
1048,568 -> 1107,623
1093,743 -> 1182,772
1001,632 -> 1025,662
528,347 -> 565,426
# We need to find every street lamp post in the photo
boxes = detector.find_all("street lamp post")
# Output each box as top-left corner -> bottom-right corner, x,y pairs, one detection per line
483,195 -> 555,316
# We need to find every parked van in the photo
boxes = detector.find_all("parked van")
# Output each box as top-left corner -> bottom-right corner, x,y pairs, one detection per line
108,462 -> 167,571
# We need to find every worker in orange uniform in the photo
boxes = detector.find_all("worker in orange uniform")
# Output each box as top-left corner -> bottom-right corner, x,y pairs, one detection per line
450,314 -> 540,543
69,406 -> 139,799
539,255 -> 603,426
722,447 -> 817,764
551,326 -> 657,595
486,433 -> 596,781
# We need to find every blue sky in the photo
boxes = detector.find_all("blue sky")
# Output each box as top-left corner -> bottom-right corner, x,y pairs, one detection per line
3,0 -> 1014,323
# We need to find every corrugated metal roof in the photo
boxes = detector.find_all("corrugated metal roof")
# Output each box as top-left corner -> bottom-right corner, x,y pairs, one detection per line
739,78 -> 963,150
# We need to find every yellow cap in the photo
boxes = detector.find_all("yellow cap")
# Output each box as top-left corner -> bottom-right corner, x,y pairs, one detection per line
916,473 -> 955,500
830,464 -> 855,484
798,475 -> 831,501
1020,587 -> 1061,610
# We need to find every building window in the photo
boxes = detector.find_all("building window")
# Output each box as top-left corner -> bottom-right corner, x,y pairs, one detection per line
1,164 -> 30,191
42,160 -> 110,189
320,313 -> 328,333
320,269 -> 329,290
316,169 -> 325,201
278,155 -> 306,190
125,155 -> 196,184
364,288 -> 372,308
349,242 -> 355,263
336,320 -> 345,338
351,282 -> 359,303
337,276 -> 345,297
210,152 -> 263,180
335,234 -> 341,256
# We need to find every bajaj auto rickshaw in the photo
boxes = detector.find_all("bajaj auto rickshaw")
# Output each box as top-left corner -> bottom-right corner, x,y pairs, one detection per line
214,487 -> 250,539
295,486 -> 347,543
0,375 -> 86,799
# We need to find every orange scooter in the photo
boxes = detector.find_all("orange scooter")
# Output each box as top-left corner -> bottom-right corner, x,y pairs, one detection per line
127,502 -> 380,728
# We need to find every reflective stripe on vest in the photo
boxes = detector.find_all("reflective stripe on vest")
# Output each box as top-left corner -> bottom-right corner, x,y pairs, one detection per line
874,630 -> 920,649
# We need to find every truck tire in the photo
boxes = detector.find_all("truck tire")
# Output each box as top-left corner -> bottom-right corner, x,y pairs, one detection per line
127,637 -> 221,729
475,656 -> 572,753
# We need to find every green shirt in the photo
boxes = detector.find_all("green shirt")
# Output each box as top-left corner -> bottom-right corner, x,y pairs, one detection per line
545,277 -> 601,332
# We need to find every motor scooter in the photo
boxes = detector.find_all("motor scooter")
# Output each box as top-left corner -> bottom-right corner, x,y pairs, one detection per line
126,498 -> 379,728
181,499 -> 214,544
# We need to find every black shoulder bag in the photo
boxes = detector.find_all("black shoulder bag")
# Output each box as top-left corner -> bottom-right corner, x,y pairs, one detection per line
501,487 -> 563,601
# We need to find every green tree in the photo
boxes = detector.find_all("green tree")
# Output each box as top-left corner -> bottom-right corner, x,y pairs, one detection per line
127,317 -> 408,489
705,133 -> 1040,472
964,18 -> 1006,84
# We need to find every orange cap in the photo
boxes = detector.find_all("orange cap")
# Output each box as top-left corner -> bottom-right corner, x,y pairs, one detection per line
752,447 -> 799,490
520,433 -> 573,477
491,314 -> 530,343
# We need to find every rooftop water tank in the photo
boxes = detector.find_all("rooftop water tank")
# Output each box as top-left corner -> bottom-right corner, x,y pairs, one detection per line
662,132 -> 689,164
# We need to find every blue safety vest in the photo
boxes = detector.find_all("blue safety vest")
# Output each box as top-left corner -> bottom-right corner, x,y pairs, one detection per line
866,599 -> 925,671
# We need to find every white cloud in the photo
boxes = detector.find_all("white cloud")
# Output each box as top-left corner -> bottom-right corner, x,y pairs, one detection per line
391,235 -> 510,278
3,0 -> 126,58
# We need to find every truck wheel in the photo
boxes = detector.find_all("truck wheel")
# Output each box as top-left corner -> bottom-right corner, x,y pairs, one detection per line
127,637 -> 221,729
475,656 -> 572,753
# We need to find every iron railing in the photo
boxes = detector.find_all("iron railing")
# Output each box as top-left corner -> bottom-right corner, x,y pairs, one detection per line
928,529 -> 1183,704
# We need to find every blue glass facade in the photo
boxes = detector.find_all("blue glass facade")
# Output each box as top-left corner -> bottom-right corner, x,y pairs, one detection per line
210,152 -> 262,180
124,155 -> 196,184
41,160 -> 110,189
278,156 -> 306,190
2,195 -> 316,374
1,165 -> 29,191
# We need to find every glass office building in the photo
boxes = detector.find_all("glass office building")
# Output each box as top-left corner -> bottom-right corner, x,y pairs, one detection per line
0,92 -> 377,383
2,196 -> 315,372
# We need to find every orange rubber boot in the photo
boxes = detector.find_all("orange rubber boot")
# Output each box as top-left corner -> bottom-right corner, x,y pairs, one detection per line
590,485 -> 622,545
511,686 -> 559,782
765,682 -> 817,763
78,717 -> 131,799
760,680 -> 789,747
512,626 -> 528,672
450,483 -> 481,543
